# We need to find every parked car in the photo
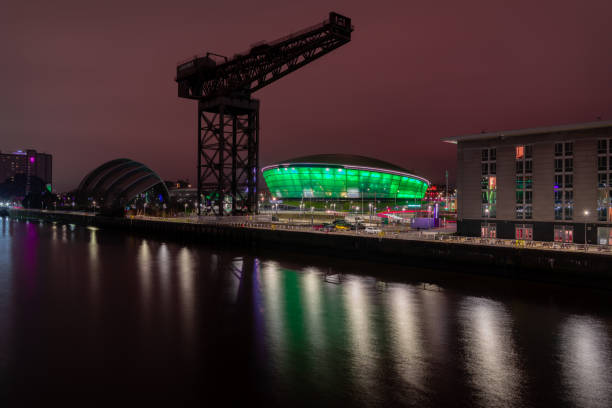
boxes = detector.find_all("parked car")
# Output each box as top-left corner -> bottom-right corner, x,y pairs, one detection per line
335,224 -> 350,231
365,226 -> 382,234
312,224 -> 325,231
321,223 -> 336,232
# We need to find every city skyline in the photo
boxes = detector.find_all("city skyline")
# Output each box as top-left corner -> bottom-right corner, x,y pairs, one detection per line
2,0 -> 611,191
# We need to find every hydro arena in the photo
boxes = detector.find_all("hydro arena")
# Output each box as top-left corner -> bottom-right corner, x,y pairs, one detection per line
261,154 -> 430,207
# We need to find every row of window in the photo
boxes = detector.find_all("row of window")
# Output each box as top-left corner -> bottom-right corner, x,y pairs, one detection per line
481,224 -> 612,245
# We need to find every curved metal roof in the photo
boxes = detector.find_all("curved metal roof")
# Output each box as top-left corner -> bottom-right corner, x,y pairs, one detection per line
77,158 -> 169,209
266,154 -> 410,173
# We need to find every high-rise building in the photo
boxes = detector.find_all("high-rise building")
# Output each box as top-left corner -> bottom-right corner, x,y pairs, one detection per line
0,149 -> 53,194
444,121 -> 612,245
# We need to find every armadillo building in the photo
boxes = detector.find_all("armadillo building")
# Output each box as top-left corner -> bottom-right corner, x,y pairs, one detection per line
262,154 -> 429,201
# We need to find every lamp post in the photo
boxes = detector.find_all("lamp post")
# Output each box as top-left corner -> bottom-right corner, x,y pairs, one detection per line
369,202 -> 373,222
92,201 -> 97,216
584,209 -> 589,251
184,202 -> 188,217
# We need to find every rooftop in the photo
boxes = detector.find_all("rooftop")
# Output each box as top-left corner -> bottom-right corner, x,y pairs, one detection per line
266,154 -> 409,173
442,120 -> 612,144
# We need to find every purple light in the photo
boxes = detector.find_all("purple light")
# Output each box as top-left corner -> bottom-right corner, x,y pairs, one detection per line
30,157 -> 35,163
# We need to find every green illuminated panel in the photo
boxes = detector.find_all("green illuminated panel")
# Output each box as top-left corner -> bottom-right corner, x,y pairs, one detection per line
262,165 -> 429,199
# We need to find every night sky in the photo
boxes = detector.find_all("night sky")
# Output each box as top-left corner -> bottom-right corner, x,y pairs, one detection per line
2,0 -> 611,191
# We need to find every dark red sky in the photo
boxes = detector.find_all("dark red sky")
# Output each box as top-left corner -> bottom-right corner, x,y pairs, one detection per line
2,0 -> 611,191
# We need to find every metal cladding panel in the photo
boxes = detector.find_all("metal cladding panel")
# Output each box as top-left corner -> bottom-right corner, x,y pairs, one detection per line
77,158 -> 132,192
262,165 -> 429,199
77,158 -> 169,209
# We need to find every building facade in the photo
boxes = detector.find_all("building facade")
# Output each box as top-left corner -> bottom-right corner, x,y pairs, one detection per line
0,149 -> 53,193
445,121 -> 612,245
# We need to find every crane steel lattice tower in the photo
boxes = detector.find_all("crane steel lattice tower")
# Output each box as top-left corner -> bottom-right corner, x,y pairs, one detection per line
176,12 -> 353,215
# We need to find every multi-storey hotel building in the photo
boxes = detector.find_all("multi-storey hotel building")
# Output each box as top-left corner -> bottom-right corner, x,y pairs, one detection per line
445,121 -> 612,245
0,149 -> 53,193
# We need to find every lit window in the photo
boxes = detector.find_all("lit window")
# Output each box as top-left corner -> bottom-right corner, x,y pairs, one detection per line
516,146 -> 524,159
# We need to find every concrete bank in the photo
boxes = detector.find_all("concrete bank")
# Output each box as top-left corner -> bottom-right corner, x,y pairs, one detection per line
8,209 -> 612,289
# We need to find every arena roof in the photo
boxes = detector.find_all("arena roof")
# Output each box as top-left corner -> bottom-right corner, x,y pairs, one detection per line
77,158 -> 169,209
265,154 -> 411,174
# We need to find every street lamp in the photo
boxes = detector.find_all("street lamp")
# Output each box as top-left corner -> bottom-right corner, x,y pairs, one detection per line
184,202 -> 188,217
92,201 -> 97,216
584,209 -> 589,250
368,202 -> 373,222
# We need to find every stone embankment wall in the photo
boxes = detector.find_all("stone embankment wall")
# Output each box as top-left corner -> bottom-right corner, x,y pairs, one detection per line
8,209 -> 612,288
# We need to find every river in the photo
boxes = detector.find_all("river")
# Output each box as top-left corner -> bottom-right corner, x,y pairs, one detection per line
1,217 -> 611,407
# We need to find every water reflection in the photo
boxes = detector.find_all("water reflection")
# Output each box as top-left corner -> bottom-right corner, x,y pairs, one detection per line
459,297 -> 523,408
2,219 -> 612,407
559,315 -> 612,408
387,284 -> 425,391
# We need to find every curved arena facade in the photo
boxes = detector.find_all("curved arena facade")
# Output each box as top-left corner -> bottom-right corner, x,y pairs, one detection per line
262,154 -> 429,200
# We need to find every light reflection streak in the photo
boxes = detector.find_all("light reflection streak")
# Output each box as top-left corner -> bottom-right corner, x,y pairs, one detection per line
261,261 -> 285,371
559,315 -> 612,408
137,240 -> 153,315
229,257 -> 244,303
388,285 -> 425,390
178,247 -> 196,356
302,268 -> 324,350
459,297 -> 523,408
158,243 -> 171,314
88,227 -> 99,302
344,277 -> 376,401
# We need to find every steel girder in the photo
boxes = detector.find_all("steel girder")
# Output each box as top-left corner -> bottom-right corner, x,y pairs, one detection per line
198,97 -> 259,215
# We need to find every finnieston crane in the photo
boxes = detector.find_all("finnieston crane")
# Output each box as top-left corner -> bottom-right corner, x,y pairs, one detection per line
176,12 -> 353,215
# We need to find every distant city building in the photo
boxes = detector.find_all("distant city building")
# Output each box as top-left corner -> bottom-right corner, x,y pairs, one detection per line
0,149 -> 52,195
445,121 -> 612,245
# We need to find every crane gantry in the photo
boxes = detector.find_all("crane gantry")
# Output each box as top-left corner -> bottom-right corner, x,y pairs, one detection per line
176,12 -> 353,215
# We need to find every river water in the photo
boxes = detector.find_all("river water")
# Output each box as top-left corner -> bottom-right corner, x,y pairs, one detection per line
1,218 -> 611,407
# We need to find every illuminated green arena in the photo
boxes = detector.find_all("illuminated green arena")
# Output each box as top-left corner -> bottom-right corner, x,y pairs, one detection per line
262,154 -> 429,200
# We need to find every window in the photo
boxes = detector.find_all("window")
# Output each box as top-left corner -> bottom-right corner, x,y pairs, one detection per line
554,226 -> 574,243
564,142 -> 573,155
555,159 -> 563,172
515,224 -> 533,240
565,190 -> 573,202
599,173 -> 608,188
555,206 -> 563,220
555,175 -> 563,188
516,176 -> 524,189
564,204 -> 573,220
564,158 -> 573,172
481,223 -> 497,238
488,176 -> 497,190
555,143 -> 563,156
599,156 -> 607,171
554,190 -> 563,204
598,139 -> 607,154
481,148 -> 496,218
564,174 -> 573,188
516,145 -> 533,220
